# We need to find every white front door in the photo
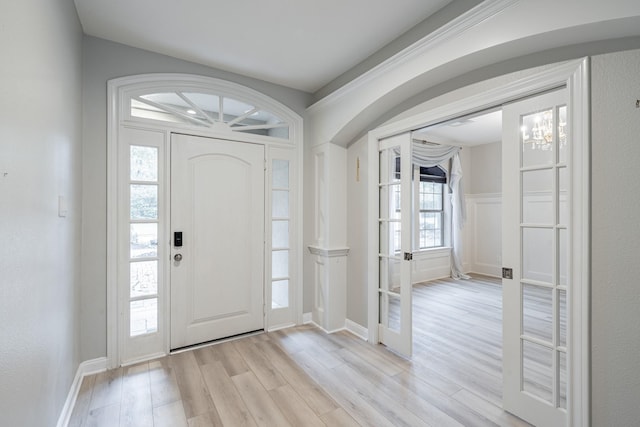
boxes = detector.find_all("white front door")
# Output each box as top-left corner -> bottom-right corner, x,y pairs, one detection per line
502,89 -> 569,426
170,133 -> 265,350
377,132 -> 413,357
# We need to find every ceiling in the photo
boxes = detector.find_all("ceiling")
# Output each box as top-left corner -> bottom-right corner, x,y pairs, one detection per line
413,109 -> 502,147
73,0 -> 452,93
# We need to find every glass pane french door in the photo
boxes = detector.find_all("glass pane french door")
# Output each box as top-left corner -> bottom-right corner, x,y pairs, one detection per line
502,88 -> 568,427
378,132 -> 412,357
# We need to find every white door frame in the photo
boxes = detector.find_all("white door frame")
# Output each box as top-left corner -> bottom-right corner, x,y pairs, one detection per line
368,58 -> 590,426
106,74 -> 303,368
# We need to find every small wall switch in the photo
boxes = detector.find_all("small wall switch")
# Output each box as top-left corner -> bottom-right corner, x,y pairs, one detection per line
58,195 -> 68,218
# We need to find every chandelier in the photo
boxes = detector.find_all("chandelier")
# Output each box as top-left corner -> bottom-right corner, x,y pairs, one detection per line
521,108 -> 567,151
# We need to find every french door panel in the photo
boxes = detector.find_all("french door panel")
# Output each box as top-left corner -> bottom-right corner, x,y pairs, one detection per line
170,133 -> 265,349
378,132 -> 412,357
502,89 -> 568,427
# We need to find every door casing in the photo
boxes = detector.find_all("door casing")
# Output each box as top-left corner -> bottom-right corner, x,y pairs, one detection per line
106,74 -> 303,369
367,58 -> 590,426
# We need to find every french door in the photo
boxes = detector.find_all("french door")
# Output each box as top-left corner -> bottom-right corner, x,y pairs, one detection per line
502,88 -> 569,426
377,132 -> 413,357
170,133 -> 265,349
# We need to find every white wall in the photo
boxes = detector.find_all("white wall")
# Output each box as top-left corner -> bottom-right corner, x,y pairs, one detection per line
80,37 -> 312,360
462,142 -> 502,277
591,48 -> 640,426
0,0 -> 83,425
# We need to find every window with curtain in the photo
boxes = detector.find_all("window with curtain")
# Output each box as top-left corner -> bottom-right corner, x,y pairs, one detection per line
395,158 -> 447,250
418,166 -> 446,249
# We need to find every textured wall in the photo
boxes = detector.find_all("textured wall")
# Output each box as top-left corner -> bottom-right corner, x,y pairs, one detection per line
0,0 -> 83,425
591,48 -> 640,426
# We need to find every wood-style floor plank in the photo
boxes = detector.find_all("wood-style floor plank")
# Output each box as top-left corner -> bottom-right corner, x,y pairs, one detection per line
70,275 -> 532,427
119,362 -> 153,427
169,351 -> 215,418
153,400 -> 188,427
253,340 -> 339,416
200,360 -> 257,427
231,371 -> 292,426
268,384 -> 326,427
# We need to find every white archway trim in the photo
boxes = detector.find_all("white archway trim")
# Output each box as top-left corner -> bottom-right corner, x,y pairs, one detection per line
367,58 -> 590,426
308,0 -> 640,146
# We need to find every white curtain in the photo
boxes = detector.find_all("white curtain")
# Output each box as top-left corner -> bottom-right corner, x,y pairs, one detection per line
411,142 -> 470,279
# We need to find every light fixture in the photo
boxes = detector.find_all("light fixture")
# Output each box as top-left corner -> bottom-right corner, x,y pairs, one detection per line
186,109 -> 196,115
521,108 -> 567,151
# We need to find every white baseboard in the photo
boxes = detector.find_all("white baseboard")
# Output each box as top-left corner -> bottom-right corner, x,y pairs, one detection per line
345,319 -> 368,341
56,357 -> 107,427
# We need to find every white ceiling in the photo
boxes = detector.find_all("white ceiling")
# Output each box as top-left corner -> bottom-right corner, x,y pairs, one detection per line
73,0 -> 452,93
413,109 -> 502,147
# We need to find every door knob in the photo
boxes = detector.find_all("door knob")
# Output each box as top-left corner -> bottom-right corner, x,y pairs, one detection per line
174,253 -> 183,262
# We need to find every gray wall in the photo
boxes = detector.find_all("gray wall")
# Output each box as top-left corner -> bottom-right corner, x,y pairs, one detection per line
346,135 -> 369,326
0,0 -> 83,425
468,142 -> 501,194
80,36 -> 313,360
591,49 -> 640,426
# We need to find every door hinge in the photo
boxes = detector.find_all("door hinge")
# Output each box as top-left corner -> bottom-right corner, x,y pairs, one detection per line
502,267 -> 513,279
404,252 -> 413,261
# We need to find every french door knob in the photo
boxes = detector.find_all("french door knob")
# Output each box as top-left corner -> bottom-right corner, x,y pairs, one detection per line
174,253 -> 183,262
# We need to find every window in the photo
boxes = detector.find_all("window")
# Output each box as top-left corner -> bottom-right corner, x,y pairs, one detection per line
417,167 -> 445,249
129,145 -> 160,337
130,90 -> 290,140
395,157 -> 447,250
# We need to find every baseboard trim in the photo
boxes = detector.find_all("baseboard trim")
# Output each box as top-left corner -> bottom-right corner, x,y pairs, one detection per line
56,357 -> 107,427
345,319 -> 368,341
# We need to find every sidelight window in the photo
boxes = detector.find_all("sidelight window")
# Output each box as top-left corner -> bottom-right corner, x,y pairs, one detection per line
129,145 -> 159,337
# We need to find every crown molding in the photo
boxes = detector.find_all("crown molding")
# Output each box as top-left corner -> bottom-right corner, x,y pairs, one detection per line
308,0 -> 520,114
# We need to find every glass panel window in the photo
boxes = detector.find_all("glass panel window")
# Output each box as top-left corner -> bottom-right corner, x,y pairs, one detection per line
129,91 -> 291,140
272,280 -> 289,309
418,180 -> 444,249
559,351 -> 567,409
130,260 -> 158,298
558,167 -> 568,226
522,108 -> 554,167
559,289 -> 567,347
272,160 -> 289,189
130,184 -> 158,220
522,169 -> 553,224
130,299 -> 158,337
522,227 -> 553,283
272,220 -> 289,249
272,190 -> 289,218
385,293 -> 401,332
523,284 -> 553,342
523,340 -> 553,403
130,146 -> 158,181
130,223 -> 158,259
558,105 -> 568,164
272,250 -> 289,279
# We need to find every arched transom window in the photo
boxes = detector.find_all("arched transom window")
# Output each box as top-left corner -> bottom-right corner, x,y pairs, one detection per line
129,89 -> 291,140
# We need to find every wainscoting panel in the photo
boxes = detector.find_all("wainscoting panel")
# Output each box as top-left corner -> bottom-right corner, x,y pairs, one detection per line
465,194 -> 502,277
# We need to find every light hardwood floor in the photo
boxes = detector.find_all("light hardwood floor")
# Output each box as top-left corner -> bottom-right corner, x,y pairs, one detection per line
69,275 -> 531,426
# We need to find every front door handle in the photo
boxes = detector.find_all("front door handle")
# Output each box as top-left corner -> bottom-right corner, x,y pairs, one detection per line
174,253 -> 183,262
